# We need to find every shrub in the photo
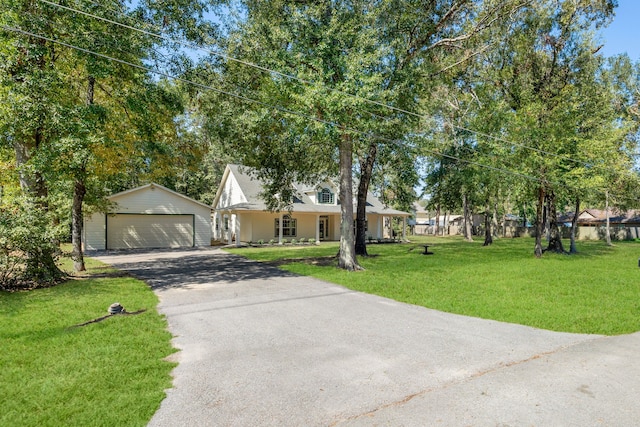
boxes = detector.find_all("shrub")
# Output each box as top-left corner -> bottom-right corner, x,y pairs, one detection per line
308,238 -> 316,245
257,239 -> 264,245
269,239 -> 275,245
282,238 -> 289,244
0,197 -> 66,290
291,238 -> 297,245
298,237 -> 305,244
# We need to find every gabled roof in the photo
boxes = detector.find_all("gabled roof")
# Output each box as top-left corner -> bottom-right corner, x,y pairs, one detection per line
560,209 -> 640,225
213,164 -> 410,216
109,183 -> 212,210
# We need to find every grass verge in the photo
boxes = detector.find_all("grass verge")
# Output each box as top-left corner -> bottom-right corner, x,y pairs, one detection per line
0,257 -> 175,427
228,237 -> 640,335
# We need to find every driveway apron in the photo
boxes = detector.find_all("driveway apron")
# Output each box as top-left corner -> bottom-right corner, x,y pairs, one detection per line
94,248 -> 640,426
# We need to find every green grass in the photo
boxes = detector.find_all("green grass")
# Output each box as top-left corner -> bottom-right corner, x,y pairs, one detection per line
0,257 -> 176,427
228,237 -> 640,335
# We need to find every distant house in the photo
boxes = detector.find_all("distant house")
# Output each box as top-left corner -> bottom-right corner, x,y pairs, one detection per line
212,164 -> 410,245
559,209 -> 640,240
575,209 -> 640,227
84,183 -> 212,250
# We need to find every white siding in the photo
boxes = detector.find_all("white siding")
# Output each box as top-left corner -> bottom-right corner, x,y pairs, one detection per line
84,184 -> 212,250
84,213 -> 106,251
216,173 -> 246,209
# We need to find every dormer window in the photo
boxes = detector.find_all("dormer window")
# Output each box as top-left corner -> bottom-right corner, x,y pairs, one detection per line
318,187 -> 334,204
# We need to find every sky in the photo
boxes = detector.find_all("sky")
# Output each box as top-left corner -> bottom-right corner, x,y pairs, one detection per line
599,0 -> 640,59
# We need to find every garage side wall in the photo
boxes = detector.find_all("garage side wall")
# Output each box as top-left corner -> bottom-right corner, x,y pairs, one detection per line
84,213 -> 107,251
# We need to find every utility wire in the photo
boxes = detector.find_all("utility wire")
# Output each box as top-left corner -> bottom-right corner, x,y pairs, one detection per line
36,0 -> 607,167
1,24 -> 546,186
37,0 -> 396,123
5,23 -> 640,204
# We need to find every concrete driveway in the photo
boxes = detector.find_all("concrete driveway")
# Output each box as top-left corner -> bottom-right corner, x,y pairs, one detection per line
94,248 -> 640,426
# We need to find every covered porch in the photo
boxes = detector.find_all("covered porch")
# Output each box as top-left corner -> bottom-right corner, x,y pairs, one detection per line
213,209 -> 409,246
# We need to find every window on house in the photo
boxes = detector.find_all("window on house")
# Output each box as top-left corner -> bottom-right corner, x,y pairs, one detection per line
223,216 -> 229,231
318,188 -> 334,204
353,219 -> 368,232
275,215 -> 297,237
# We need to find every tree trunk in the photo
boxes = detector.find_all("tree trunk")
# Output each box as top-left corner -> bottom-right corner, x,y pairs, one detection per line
569,196 -> 580,254
483,198 -> 493,246
355,142 -> 377,256
71,75 -> 95,272
534,185 -> 545,258
605,190 -> 612,246
435,204 -> 441,236
543,195 -> 550,241
338,134 -> 362,271
463,193 -> 473,242
492,202 -> 499,237
444,212 -> 449,236
546,189 -> 565,253
72,179 -> 87,271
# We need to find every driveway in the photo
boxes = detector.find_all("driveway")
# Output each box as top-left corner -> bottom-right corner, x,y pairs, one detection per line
94,248 -> 640,426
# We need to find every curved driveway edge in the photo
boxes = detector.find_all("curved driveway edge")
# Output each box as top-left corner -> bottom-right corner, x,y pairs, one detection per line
94,248 -> 640,426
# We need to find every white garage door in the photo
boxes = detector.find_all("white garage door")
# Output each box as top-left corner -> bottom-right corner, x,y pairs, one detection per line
107,214 -> 194,249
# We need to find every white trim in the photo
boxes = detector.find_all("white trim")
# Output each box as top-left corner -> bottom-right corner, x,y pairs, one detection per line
108,183 -> 212,211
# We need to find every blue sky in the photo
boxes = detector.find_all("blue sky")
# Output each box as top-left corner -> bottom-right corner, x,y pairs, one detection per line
599,0 -> 640,59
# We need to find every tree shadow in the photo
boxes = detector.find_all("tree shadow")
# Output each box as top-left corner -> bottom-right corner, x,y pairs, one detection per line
98,249 -> 299,291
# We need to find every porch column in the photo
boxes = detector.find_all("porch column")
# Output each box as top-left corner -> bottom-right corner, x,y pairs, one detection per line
278,212 -> 283,244
377,216 -> 382,239
216,212 -> 222,241
212,213 -> 217,241
315,215 -> 320,243
402,216 -> 406,241
235,213 -> 241,247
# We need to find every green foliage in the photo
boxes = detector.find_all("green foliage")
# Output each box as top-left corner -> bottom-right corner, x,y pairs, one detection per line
0,197 -> 66,290
229,237 -> 640,335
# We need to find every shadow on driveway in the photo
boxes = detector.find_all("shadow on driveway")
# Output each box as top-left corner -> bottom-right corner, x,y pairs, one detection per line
93,247 -> 296,291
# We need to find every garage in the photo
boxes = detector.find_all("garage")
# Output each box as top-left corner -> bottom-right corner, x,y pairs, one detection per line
106,214 -> 194,250
84,183 -> 212,251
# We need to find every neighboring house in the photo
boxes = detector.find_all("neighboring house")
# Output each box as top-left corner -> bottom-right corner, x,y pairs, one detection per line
84,183 -> 212,250
212,164 -> 410,245
559,208 -> 640,227
411,202 -> 430,233
561,209 -> 640,240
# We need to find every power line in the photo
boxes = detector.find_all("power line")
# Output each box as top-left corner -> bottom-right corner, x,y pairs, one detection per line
1,24 -> 547,187
36,0 -> 604,167
37,0 -> 397,122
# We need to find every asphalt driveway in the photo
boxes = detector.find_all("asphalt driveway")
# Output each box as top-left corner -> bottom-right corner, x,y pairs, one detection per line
94,248 -> 640,426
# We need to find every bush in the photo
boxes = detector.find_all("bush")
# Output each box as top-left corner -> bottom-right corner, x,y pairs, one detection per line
308,238 -> 316,245
291,238 -> 297,245
0,198 -> 66,290
298,237 -> 305,244
269,239 -> 275,245
257,239 -> 264,245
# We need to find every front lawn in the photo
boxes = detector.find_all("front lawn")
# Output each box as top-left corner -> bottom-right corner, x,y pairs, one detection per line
228,237 -> 640,335
0,257 -> 175,427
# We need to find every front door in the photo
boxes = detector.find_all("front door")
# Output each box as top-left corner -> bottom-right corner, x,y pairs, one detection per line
319,216 -> 329,240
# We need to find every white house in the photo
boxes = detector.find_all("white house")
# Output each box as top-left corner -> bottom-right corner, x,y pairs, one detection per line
212,164 -> 410,245
84,183 -> 212,250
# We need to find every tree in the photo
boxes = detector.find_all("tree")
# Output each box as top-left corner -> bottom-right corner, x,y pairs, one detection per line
487,0 -> 620,257
1,0 -> 213,278
199,0 -> 523,268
